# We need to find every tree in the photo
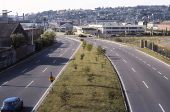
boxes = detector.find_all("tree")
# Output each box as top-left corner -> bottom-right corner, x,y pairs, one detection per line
41,31 -> 56,46
10,33 -> 26,48
80,53 -> 85,60
97,46 -> 106,56
86,43 -> 93,52
82,41 -> 87,49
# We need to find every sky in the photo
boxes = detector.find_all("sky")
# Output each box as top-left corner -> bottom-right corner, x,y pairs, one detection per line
0,0 -> 170,15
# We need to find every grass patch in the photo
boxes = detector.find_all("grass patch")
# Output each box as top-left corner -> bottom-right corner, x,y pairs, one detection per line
140,48 -> 170,65
37,44 -> 126,112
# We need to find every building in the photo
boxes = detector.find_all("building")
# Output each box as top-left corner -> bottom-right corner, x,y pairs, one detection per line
59,22 -> 73,32
89,23 -> 145,37
74,26 -> 98,35
0,22 -> 28,47
24,28 -> 43,43
157,21 -> 170,31
147,22 -> 158,30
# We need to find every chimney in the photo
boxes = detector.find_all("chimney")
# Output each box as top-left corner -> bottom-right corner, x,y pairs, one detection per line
23,13 -> 25,21
2,10 -> 8,23
1,10 -> 12,23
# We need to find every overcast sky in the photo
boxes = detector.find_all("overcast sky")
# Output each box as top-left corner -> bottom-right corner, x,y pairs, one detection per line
0,0 -> 170,15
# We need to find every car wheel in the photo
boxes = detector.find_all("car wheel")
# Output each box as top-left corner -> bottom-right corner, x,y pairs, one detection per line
21,102 -> 24,110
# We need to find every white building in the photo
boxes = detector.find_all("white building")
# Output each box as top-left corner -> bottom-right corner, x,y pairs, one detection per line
89,23 -> 145,37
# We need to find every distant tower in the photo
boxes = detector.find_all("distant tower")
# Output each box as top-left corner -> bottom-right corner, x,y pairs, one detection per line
23,13 -> 25,21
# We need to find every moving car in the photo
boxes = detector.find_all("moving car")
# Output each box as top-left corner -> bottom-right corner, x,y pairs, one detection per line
0,97 -> 23,112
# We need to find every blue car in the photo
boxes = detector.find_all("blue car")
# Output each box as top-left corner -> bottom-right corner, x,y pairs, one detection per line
1,97 -> 23,112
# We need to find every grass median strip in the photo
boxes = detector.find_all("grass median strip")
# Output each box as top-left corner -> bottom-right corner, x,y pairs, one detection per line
37,43 -> 126,112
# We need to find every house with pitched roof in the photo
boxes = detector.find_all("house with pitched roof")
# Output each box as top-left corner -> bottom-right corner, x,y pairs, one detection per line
0,22 -> 29,47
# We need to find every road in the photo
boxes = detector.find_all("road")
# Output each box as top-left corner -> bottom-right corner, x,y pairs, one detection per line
84,37 -> 170,112
0,37 -> 80,112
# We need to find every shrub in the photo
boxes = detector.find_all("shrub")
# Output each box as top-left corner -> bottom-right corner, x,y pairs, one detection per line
114,38 -> 122,42
80,53 -> 85,60
86,43 -> 93,52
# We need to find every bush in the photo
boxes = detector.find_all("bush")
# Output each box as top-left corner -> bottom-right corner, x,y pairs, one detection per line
114,38 -> 122,42
35,39 -> 43,51
65,31 -> 74,35
86,44 -> 93,52
10,33 -> 26,48
41,31 -> 56,46
80,53 -> 85,60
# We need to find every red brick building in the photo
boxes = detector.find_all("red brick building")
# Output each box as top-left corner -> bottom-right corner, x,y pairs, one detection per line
157,21 -> 170,31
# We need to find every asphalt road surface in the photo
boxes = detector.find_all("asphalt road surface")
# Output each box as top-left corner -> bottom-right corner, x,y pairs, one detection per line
84,37 -> 170,112
0,37 -> 80,112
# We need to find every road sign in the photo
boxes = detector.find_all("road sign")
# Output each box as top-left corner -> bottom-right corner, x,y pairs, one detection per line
49,72 -> 55,83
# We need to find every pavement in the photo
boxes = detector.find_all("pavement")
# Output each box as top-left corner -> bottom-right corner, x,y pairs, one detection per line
0,37 -> 80,112
83,37 -> 170,112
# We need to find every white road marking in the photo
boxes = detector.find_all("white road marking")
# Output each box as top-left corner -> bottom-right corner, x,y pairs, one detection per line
42,67 -> 48,72
159,103 -> 165,112
147,64 -> 151,67
31,39 -> 82,112
2,81 -> 8,85
53,60 -> 57,64
123,59 -> 127,63
22,68 -> 28,73
142,81 -> 149,88
152,67 -> 156,70
139,58 -> 142,61
59,53 -> 63,57
116,53 -> 119,56
132,68 -> 136,72
0,81 -> 8,87
25,81 -> 34,88
36,60 -> 40,64
113,48 -> 115,50
135,57 -> 139,59
158,71 -> 162,75
164,76 -> 168,80
143,61 -> 146,64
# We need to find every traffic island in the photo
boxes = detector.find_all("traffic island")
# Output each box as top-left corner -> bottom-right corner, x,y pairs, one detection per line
37,43 -> 126,112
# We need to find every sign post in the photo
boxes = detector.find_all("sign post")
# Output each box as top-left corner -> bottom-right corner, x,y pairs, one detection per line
49,72 -> 55,91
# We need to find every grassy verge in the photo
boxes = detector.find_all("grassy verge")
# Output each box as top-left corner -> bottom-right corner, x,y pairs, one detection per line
37,44 -> 126,112
140,48 -> 170,65
109,36 -> 170,65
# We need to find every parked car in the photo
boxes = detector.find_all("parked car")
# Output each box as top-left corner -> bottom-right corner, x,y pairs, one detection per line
0,97 -> 23,112
89,35 -> 93,37
78,34 -> 87,37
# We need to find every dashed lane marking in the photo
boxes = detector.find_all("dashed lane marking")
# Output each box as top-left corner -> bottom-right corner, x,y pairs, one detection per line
147,64 -> 151,67
25,81 -> 34,88
159,103 -> 165,112
132,68 -> 136,72
0,81 -> 8,87
22,68 -> 28,73
158,71 -> 162,75
164,76 -> 168,80
42,67 -> 48,72
142,81 -> 149,88
123,59 -> 127,63
152,67 -> 156,70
